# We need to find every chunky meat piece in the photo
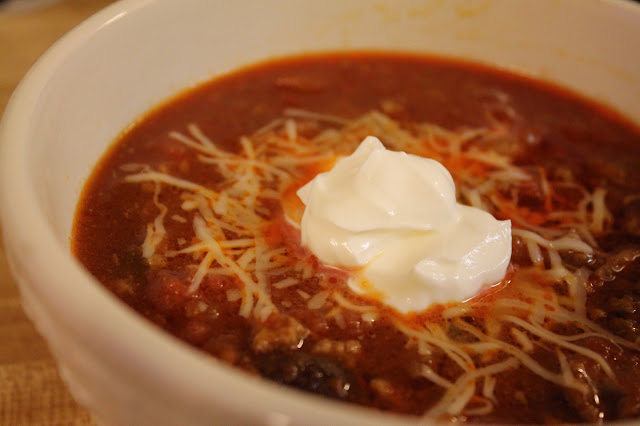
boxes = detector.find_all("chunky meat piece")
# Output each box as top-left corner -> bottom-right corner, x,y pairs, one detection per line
563,358 -> 613,422
564,338 -> 640,421
255,350 -> 371,403
252,313 -> 310,354
144,269 -> 189,316
587,249 -> 640,342
311,338 -> 362,368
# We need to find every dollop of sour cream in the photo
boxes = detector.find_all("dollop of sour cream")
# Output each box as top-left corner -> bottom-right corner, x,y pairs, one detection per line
297,136 -> 512,313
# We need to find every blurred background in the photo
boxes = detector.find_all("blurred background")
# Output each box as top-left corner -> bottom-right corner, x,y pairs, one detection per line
0,2 -> 115,424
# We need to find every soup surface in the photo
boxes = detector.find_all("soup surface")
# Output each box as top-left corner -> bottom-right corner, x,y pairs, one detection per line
73,53 -> 640,423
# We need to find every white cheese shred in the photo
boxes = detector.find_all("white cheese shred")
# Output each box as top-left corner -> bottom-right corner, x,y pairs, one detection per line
124,110 -> 640,420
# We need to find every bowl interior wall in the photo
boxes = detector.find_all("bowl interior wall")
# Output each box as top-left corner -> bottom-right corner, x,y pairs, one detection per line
23,0 -> 640,247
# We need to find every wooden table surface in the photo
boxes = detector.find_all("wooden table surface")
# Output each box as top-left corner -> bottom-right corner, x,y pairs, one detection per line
0,2 -> 116,424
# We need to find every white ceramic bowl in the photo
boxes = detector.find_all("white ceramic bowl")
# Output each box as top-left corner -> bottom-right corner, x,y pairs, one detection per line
1,0 -> 640,424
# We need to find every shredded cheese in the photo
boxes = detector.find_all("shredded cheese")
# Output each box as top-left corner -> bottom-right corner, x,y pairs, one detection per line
124,109 -> 640,420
